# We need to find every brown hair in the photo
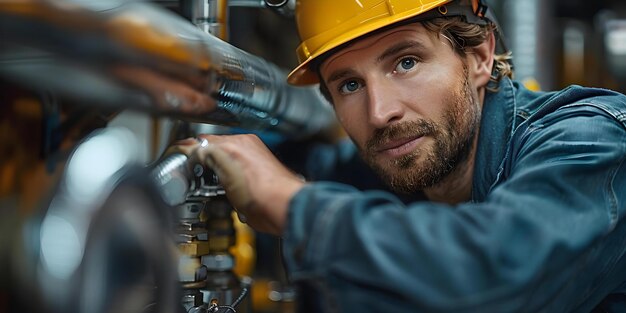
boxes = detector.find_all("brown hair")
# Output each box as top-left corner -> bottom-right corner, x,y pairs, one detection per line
317,16 -> 514,104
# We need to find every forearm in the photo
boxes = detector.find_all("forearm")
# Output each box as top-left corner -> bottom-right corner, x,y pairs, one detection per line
281,182 -> 622,312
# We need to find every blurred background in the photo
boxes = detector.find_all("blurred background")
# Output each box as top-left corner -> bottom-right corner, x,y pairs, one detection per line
225,0 -> 626,92
224,0 -> 626,92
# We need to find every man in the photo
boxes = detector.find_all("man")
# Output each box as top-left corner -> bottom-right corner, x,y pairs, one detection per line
178,0 -> 626,311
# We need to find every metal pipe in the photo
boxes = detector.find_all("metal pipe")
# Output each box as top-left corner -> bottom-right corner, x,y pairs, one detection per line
0,0 -> 334,137
229,0 -> 295,16
228,0 -> 265,8
182,0 -> 229,40
151,153 -> 194,206
264,0 -> 289,8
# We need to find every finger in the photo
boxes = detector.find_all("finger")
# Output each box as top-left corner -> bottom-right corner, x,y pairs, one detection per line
162,141 -> 199,158
198,144 -> 253,210
174,137 -> 201,146
199,144 -> 236,185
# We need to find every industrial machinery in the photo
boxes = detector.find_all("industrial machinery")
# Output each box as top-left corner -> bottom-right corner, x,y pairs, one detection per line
0,0 -> 332,312
153,148 -> 251,313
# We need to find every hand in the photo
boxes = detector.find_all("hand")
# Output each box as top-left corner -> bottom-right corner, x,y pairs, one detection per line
169,134 -> 305,235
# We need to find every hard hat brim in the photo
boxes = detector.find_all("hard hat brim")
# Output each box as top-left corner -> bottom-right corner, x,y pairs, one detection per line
287,0 -> 453,86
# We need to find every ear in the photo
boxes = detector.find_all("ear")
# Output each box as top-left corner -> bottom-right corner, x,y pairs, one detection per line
468,31 -> 495,88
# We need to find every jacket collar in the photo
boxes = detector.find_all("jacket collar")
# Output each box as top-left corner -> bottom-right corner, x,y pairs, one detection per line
471,77 -> 519,202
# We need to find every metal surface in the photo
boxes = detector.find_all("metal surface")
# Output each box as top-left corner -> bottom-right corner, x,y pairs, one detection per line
229,0 -> 265,7
151,150 -> 250,313
0,0 -> 334,138
152,154 -> 193,206
29,127 -> 178,313
182,0 -> 229,39
1,2 -> 306,312
264,0 -> 289,7
502,0 -> 555,89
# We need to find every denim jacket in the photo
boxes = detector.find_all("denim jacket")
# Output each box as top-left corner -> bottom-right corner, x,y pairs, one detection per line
281,77 -> 626,312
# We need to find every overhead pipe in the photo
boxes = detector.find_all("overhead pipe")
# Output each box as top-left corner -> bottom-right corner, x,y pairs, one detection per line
0,0 -> 334,137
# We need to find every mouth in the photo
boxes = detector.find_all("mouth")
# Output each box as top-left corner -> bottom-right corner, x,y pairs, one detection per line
375,136 -> 424,158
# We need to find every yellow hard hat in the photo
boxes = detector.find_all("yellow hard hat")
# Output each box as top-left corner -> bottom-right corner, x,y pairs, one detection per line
287,0 -> 492,85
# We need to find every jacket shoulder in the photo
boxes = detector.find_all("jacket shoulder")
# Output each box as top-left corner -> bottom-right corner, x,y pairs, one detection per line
516,84 -> 626,128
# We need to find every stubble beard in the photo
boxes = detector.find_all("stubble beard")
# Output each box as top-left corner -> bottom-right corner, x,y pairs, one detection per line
360,67 -> 481,194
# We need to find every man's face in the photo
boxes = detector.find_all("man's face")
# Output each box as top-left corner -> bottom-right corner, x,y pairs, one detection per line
320,23 -> 482,194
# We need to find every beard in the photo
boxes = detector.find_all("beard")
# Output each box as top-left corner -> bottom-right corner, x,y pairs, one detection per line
359,66 -> 481,194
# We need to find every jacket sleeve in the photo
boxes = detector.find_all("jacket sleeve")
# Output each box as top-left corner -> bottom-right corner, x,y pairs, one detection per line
281,108 -> 626,313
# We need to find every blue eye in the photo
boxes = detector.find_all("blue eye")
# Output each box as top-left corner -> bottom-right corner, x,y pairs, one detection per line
395,57 -> 418,73
339,80 -> 362,94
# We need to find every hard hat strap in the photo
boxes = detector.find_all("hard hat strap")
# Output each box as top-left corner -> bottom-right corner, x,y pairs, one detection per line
403,0 -> 510,56
396,1 -> 489,27
472,0 -> 488,18
442,0 -> 510,55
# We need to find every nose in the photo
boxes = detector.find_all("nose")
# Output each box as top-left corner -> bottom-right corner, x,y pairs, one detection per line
366,78 -> 405,128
